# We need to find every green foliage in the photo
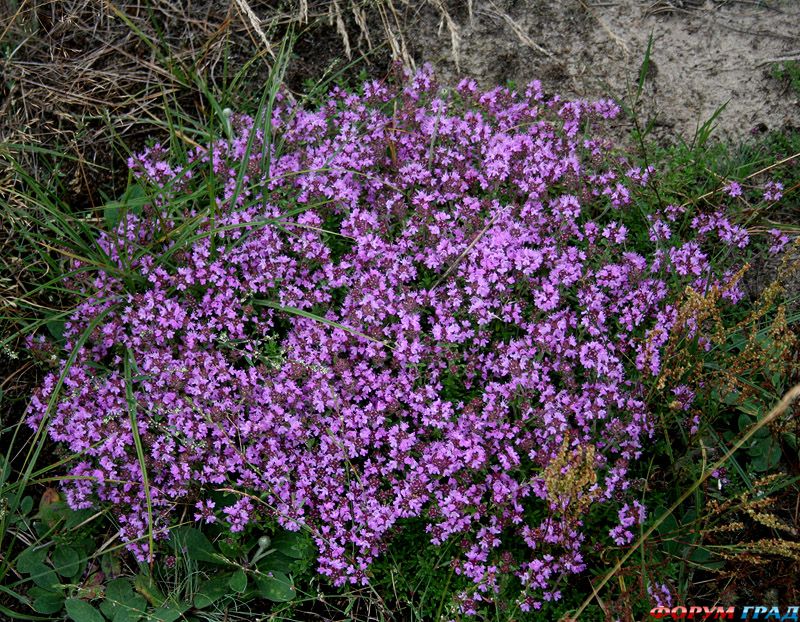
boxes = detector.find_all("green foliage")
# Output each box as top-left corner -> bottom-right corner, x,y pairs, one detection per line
771,60 -> 800,97
2,497 -> 314,620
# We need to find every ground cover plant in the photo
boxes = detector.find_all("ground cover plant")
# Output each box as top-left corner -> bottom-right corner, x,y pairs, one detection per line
3,52 -> 799,622
2,5 -> 800,617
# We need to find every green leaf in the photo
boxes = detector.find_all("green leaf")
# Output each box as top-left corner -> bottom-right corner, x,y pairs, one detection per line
748,438 -> 768,457
171,527 -> 229,565
193,575 -> 231,609
29,563 -> 60,590
228,570 -> 247,594
217,540 -> 242,559
271,531 -> 309,559
105,203 -> 122,230
767,443 -> 782,468
106,183 -> 145,229
100,552 -> 122,579
16,547 -> 48,574
52,546 -> 81,578
102,578 -> 147,622
28,586 -> 63,598
112,595 -> 147,622
723,391 -> 739,405
64,508 -> 96,530
737,413 -> 752,432
254,571 -> 296,602
19,495 -> 34,515
134,574 -> 165,607
65,598 -> 105,622
32,592 -> 65,615
752,454 -> 770,472
46,319 -> 66,343
256,551 -> 294,574
738,399 -> 761,417
147,602 -> 190,622
105,578 -> 135,601
689,546 -> 724,570
753,426 -> 771,441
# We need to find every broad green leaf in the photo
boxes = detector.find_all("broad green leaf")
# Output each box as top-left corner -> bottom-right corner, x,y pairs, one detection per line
134,574 -> 166,607
64,508 -> 96,530
28,586 -> 63,598
100,551 -> 123,578
723,391 -> 739,405
102,579 -> 147,622
217,540 -> 242,559
52,546 -> 81,578
106,183 -> 146,229
29,563 -> 60,590
748,438 -> 768,456
147,602 -> 190,622
738,399 -> 761,417
46,319 -> 66,343
229,569 -> 247,593
752,454 -> 770,472
257,551 -> 294,574
19,495 -> 34,515
271,531 -> 309,559
105,578 -> 135,601
112,595 -> 147,622
105,203 -> 122,230
193,575 -> 231,609
172,527 -> 228,564
737,413 -> 751,432
65,598 -> 105,622
689,545 -> 725,570
32,592 -> 65,615
254,571 -> 296,602
767,443 -> 782,468
16,547 -> 47,574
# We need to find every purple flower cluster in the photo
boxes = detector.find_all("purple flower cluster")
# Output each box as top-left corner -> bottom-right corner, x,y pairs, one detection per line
27,67 -> 758,610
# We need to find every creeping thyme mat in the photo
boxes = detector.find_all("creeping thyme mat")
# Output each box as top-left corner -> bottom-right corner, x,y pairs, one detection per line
26,67 -> 789,614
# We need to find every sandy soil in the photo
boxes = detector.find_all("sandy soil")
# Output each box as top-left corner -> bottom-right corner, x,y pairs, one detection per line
404,0 -> 800,142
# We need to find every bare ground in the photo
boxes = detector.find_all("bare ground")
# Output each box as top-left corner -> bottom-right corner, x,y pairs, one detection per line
402,0 -> 800,142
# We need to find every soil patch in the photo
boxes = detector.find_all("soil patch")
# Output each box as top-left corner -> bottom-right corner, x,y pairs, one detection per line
405,0 -> 800,142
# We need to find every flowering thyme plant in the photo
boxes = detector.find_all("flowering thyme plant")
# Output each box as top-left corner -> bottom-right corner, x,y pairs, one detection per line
28,67 -> 762,612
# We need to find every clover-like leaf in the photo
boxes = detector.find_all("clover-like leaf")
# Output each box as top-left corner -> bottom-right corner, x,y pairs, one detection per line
52,545 -> 81,578
32,592 -> 65,615
65,598 -> 105,622
16,546 -> 47,574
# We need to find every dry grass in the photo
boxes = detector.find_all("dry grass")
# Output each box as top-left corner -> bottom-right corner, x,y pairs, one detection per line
0,0 -> 280,204
0,0 -> 545,200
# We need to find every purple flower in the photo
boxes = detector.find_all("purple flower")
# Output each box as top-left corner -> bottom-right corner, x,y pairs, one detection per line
26,67 -> 755,612
763,180 -> 783,202
767,228 -> 790,255
194,499 -> 217,524
724,181 -> 742,197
